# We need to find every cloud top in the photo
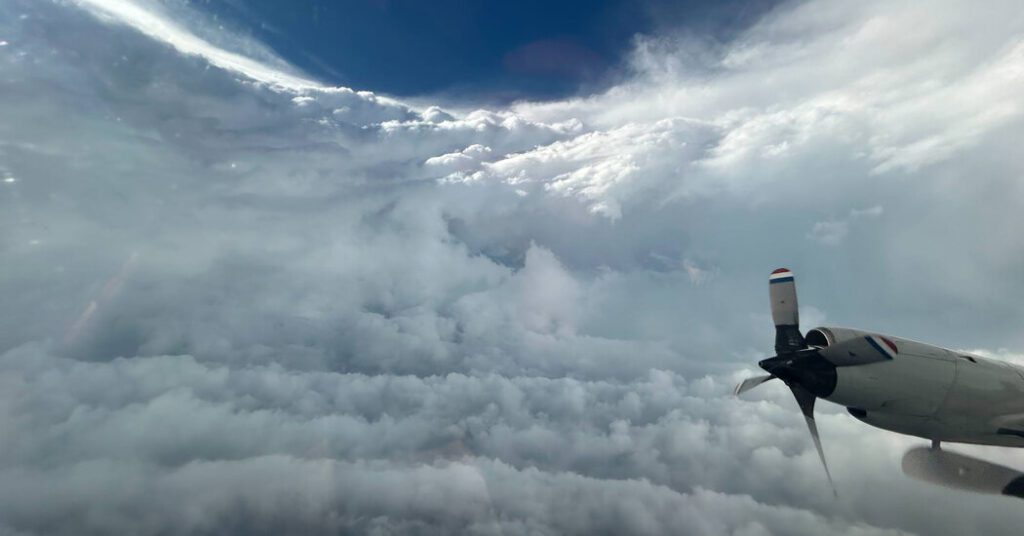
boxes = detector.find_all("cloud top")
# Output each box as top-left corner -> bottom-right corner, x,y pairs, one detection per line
2,0 -> 1024,534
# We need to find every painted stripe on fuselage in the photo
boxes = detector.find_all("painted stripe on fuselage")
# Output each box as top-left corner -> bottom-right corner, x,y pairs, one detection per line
865,336 -> 896,360
769,276 -> 794,284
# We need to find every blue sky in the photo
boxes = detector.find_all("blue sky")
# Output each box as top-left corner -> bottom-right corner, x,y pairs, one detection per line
189,0 -> 777,99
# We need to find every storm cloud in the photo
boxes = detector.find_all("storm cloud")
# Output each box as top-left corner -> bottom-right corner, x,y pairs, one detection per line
2,0 -> 1024,534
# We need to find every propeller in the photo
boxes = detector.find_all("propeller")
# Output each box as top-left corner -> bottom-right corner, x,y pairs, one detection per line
735,268 -> 839,496
733,374 -> 774,396
789,383 -> 837,497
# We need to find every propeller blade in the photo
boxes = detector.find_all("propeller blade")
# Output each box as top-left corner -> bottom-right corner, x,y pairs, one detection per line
769,268 -> 805,354
788,383 -> 838,497
734,374 -> 775,396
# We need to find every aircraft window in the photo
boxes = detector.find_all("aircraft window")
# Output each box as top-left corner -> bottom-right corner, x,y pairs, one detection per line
958,355 -> 977,363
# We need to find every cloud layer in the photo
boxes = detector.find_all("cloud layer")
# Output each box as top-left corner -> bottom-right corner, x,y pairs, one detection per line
3,0 -> 1024,534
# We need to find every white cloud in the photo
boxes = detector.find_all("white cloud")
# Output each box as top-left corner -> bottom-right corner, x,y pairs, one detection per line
808,219 -> 849,246
74,0 -> 322,91
425,144 -> 493,174
445,118 -> 717,219
850,205 -> 884,219
4,0 -> 1024,534
808,205 -> 884,246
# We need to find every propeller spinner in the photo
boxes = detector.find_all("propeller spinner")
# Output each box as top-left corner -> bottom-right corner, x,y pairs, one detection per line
734,268 -> 839,496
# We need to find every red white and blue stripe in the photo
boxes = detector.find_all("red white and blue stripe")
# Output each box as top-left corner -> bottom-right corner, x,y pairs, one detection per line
769,268 -> 794,284
865,335 -> 899,360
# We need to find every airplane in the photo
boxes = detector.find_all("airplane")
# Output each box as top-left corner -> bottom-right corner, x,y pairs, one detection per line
734,268 -> 1024,494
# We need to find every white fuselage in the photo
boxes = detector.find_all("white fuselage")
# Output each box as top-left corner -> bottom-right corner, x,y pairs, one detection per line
818,329 -> 1024,447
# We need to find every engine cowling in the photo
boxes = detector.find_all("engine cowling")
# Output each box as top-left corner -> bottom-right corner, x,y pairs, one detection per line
808,326 -> 957,416
804,327 -> 899,366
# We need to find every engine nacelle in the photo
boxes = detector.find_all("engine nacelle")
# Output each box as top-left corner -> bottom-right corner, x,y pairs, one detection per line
805,326 -> 878,349
808,326 -> 957,416
804,326 -> 900,367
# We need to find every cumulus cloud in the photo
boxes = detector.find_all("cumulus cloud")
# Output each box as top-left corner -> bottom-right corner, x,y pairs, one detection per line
808,206 -> 883,246
3,0 -> 1024,534
444,118 -> 717,219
